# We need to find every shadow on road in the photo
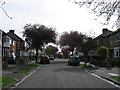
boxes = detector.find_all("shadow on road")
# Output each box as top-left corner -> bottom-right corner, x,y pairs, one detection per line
50,60 -> 67,64
53,66 -> 86,74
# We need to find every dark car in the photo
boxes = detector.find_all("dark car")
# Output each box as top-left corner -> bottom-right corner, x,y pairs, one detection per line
49,55 -> 54,60
68,56 -> 80,66
39,55 -> 50,64
4,55 -> 16,64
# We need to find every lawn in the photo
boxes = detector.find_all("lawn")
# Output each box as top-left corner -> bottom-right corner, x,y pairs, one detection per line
0,76 -> 16,88
28,63 -> 40,67
109,76 -> 120,82
13,68 -> 31,74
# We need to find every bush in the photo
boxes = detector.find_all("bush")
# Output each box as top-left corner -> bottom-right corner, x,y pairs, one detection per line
91,60 -> 106,67
96,46 -> 108,60
112,58 -> 120,66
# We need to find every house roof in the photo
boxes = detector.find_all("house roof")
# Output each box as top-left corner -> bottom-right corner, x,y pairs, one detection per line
95,28 -> 113,39
7,30 -> 24,42
0,29 -> 6,34
108,28 -> 120,36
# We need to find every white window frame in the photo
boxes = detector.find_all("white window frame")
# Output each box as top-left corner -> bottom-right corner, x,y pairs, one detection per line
114,47 -> 120,57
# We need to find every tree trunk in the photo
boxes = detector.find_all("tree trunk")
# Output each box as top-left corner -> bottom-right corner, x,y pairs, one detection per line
71,48 -> 74,56
71,51 -> 74,56
84,58 -> 87,67
84,52 -> 88,67
35,49 -> 38,63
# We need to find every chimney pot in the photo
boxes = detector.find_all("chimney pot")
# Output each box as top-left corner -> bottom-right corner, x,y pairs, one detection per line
9,30 -> 14,33
102,28 -> 108,34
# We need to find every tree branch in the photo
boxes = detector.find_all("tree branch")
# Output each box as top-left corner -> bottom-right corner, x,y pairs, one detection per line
0,1 -> 12,19
72,0 -> 120,26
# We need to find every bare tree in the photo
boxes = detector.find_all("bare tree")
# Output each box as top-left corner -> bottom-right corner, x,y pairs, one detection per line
70,0 -> 120,28
0,0 -> 12,19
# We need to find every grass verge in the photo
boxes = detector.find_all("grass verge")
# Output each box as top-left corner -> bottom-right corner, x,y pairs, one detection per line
0,76 -> 16,88
28,63 -> 40,67
109,76 -> 120,82
63,58 -> 69,60
80,64 -> 84,67
13,68 -> 31,74
80,64 -> 98,70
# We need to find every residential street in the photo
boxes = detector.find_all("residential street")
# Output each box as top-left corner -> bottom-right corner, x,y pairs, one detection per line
14,59 -> 118,88
1,0 -> 120,89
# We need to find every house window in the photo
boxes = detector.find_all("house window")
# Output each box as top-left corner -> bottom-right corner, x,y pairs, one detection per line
114,47 -> 120,57
116,33 -> 120,41
4,36 -> 10,43
3,48 -> 9,57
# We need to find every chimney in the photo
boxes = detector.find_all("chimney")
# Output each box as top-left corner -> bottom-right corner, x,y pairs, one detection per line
25,38 -> 28,42
102,28 -> 108,34
9,30 -> 14,34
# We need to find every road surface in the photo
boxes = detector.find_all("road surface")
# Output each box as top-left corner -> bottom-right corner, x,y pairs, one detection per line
15,59 -> 118,88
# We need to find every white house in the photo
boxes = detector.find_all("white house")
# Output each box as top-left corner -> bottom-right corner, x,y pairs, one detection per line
3,34 -> 11,58
0,30 -> 2,62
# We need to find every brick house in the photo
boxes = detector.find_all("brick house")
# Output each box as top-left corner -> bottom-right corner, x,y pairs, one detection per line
95,28 -> 113,48
7,30 -> 24,62
108,29 -> 120,58
7,30 -> 32,64
20,38 -> 30,57
93,28 -> 120,59
90,28 -> 113,56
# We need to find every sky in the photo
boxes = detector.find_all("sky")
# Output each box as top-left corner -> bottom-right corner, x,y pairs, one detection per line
0,0 -> 117,39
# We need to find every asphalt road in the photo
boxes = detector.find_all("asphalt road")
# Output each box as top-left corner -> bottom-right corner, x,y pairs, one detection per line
15,59 -> 118,88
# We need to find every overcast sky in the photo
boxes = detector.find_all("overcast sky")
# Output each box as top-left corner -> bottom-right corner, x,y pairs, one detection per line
0,0 -> 117,38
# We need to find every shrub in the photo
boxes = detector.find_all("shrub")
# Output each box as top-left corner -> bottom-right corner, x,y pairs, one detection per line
96,46 -> 108,60
112,58 -> 120,66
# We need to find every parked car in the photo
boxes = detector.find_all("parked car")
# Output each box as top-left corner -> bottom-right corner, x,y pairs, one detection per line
4,55 -> 16,64
68,56 -> 80,66
49,55 -> 54,60
39,55 -> 50,64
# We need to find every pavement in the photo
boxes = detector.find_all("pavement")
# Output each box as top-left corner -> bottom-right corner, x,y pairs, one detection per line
1,60 -> 120,89
2,61 -> 39,89
80,62 -> 120,86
